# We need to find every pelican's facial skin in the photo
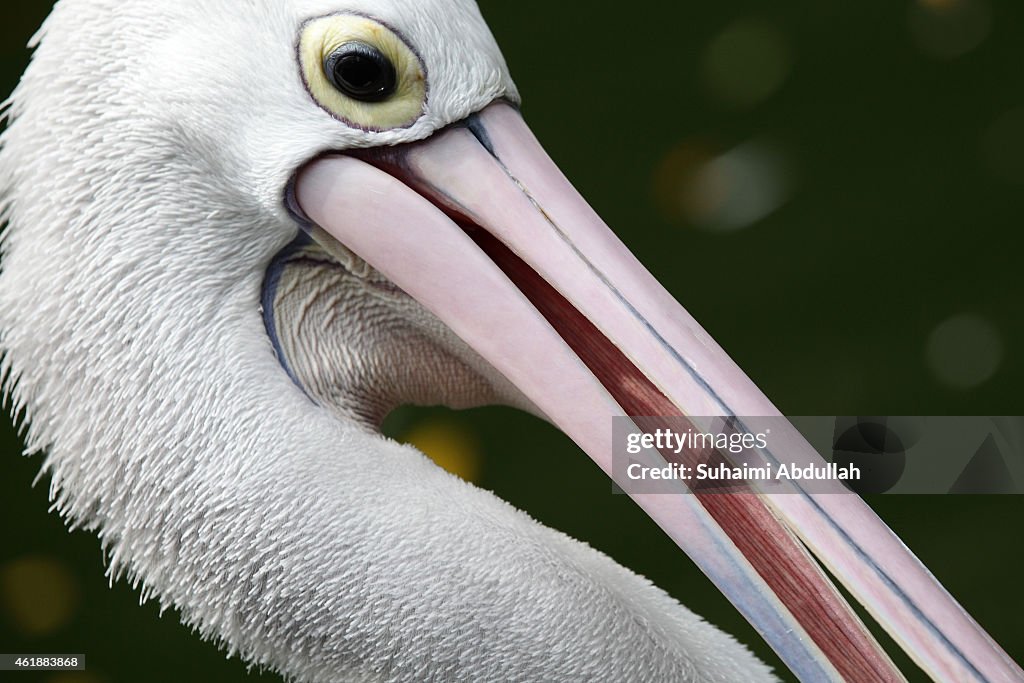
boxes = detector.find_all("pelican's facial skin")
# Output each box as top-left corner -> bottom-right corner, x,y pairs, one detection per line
0,1 -> 1020,683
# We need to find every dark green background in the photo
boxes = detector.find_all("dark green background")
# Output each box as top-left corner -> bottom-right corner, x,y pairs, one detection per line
1,1 -> 1020,681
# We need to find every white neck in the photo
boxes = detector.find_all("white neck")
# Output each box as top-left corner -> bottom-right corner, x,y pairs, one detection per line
0,134 -> 774,681
0,3 -> 774,677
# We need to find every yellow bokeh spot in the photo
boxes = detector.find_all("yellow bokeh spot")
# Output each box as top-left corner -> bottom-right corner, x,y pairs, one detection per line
0,556 -> 80,637
405,419 -> 482,483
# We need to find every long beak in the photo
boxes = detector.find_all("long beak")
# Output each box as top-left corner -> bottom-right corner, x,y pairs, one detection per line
294,101 -> 1021,681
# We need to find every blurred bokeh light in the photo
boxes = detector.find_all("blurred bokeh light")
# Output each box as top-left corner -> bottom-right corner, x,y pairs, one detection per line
926,313 -> 1004,389
982,105 -> 1024,185
654,138 -> 796,231
0,556 -> 79,637
909,0 -> 992,59
402,417 -> 482,483
700,19 -> 794,108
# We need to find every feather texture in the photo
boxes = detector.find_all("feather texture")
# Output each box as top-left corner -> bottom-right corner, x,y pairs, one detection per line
0,1 -> 775,680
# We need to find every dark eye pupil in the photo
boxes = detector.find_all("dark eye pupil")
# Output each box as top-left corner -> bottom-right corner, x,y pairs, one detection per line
324,43 -> 397,103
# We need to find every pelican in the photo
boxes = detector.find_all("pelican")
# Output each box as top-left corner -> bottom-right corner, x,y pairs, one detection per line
0,0 -> 1019,681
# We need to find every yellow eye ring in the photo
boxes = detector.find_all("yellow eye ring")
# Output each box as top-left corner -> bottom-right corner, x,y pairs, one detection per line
299,14 -> 427,131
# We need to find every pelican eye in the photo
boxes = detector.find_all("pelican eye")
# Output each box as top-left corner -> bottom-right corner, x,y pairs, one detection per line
325,43 -> 397,102
299,14 -> 426,130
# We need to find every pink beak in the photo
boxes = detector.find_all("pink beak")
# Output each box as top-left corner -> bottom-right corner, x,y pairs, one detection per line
294,101 -> 1021,682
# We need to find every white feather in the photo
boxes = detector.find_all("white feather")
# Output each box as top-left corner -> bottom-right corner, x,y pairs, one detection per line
0,1 -> 775,680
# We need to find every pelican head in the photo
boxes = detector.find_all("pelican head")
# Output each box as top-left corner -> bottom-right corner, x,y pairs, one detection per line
0,1 -> 1019,681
